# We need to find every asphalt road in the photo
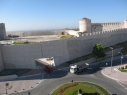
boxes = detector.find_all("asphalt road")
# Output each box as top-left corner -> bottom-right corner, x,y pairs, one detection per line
12,58 -> 127,95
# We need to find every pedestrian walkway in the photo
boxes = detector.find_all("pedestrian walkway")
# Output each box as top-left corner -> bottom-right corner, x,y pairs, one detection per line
102,64 -> 127,84
0,77 -> 43,94
0,79 -> 42,95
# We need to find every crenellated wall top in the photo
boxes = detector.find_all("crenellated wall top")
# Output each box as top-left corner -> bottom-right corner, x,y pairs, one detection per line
92,22 -> 124,26
79,28 -> 127,37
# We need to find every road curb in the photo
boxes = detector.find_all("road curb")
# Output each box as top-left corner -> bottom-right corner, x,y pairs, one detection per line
101,69 -> 119,81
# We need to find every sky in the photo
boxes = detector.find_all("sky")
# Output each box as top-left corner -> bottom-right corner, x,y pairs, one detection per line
0,0 -> 127,32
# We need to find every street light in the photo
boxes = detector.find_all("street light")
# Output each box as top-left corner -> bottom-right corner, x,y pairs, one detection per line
110,47 -> 113,73
40,42 -> 43,79
118,52 -> 123,65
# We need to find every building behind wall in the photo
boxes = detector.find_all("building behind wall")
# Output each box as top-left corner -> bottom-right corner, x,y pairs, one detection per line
0,23 -> 6,40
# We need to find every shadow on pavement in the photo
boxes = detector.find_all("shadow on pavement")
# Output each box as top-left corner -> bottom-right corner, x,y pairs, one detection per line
76,58 -> 127,75
10,69 -> 70,81
42,70 -> 69,79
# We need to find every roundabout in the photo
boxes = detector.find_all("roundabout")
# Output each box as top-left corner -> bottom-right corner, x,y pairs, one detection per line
51,82 -> 110,95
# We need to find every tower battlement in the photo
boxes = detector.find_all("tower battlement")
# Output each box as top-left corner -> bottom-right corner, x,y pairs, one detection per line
79,28 -> 127,37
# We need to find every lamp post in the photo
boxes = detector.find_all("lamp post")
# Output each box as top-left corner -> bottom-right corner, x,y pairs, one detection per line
118,52 -> 123,65
110,47 -> 113,73
40,42 -> 43,79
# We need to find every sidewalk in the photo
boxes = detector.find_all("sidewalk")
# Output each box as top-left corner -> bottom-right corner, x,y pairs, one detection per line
102,64 -> 127,84
0,79 -> 42,95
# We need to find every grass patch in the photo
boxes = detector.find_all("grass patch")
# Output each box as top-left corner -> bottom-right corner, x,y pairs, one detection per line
13,41 -> 36,45
119,69 -> 127,72
60,35 -> 74,39
52,82 -> 110,95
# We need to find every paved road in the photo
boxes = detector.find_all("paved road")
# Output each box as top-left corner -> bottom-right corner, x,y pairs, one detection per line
10,58 -> 127,95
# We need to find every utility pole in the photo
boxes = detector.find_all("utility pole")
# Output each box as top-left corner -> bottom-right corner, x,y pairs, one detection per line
118,52 -> 123,65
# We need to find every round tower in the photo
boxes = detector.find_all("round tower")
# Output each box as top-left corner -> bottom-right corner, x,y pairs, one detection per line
0,23 -> 6,40
124,20 -> 127,28
79,17 -> 91,33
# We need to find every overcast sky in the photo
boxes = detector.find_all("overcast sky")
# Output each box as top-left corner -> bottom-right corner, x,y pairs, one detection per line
0,0 -> 127,31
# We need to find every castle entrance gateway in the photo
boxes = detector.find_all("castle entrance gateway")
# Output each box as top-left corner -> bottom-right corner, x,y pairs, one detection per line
35,57 -> 55,68
35,57 -> 55,74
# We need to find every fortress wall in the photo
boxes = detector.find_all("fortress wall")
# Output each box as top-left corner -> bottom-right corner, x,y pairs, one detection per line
2,29 -> 127,69
2,43 -> 42,69
0,45 -> 4,71
80,28 -> 127,40
2,40 -> 70,69
92,22 -> 124,32
67,29 -> 127,60
40,40 -> 70,66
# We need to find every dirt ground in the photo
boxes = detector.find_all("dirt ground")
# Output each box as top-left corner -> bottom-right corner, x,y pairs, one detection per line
9,35 -> 60,42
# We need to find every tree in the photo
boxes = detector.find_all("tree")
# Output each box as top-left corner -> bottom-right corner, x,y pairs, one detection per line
92,43 -> 106,61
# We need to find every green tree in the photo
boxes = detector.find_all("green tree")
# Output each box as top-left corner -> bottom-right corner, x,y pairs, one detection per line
92,43 -> 106,61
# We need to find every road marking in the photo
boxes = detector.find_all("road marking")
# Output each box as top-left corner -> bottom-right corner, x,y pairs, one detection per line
116,81 -> 127,89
